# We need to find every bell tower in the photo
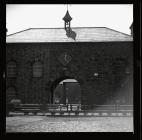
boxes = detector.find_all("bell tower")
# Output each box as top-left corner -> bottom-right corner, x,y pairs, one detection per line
62,10 -> 72,31
62,5 -> 76,40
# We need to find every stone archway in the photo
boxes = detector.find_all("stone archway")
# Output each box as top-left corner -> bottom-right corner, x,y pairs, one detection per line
50,76 -> 81,104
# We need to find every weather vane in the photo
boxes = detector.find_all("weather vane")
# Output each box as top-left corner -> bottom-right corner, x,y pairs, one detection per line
64,3 -> 71,10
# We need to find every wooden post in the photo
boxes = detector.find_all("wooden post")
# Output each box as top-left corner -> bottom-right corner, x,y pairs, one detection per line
63,82 -> 66,104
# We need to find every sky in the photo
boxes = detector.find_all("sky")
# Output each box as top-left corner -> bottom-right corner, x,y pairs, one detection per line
6,4 -> 133,35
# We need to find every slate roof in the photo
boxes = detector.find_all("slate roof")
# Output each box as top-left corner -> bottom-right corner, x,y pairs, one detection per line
6,27 -> 133,43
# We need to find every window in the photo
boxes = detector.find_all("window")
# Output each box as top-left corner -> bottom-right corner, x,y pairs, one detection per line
33,61 -> 43,77
6,87 -> 17,103
7,61 -> 17,78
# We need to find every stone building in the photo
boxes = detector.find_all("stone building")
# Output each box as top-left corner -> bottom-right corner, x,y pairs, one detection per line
6,10 -> 133,106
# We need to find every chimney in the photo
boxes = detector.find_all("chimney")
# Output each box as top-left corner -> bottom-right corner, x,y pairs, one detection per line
130,23 -> 133,36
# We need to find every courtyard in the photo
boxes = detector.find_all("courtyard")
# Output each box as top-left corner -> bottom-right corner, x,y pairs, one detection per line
6,116 -> 133,132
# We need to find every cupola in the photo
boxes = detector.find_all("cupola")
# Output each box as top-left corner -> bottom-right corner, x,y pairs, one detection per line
63,10 -> 72,31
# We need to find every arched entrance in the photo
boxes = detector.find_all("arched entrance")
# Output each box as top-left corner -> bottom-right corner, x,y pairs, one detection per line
50,76 -> 81,105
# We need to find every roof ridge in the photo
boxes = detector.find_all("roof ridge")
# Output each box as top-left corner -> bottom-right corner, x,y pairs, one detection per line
6,27 -> 108,36
30,27 -> 107,29
7,27 -> 110,36
7,27 -> 132,37
6,27 -> 133,43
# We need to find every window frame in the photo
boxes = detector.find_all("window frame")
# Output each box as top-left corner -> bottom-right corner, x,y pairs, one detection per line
32,60 -> 43,78
7,60 -> 17,78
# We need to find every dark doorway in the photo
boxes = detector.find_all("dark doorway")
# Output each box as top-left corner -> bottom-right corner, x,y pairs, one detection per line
51,78 -> 81,104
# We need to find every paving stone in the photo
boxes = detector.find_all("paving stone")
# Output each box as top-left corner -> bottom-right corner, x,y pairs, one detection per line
6,116 -> 133,132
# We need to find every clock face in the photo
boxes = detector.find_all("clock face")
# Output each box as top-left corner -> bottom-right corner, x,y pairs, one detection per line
58,52 -> 72,66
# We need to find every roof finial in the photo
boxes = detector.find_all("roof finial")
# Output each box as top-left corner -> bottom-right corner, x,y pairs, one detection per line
63,6 -> 72,31
66,3 -> 71,11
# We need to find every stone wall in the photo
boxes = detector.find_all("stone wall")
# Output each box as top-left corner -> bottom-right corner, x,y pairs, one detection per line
6,42 -> 133,105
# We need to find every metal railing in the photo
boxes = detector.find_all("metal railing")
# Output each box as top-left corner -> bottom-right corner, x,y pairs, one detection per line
6,103 -> 133,116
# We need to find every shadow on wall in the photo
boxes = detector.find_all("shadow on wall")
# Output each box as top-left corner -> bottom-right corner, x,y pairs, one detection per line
105,73 -> 133,105
66,29 -> 76,41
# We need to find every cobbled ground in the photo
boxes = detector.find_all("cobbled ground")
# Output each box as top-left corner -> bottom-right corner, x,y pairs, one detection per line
6,116 -> 133,132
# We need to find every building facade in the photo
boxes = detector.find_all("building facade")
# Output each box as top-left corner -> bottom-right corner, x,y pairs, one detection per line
6,28 -> 133,106
6,11 -> 133,106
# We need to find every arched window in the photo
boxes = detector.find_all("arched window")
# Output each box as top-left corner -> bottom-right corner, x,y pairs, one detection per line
7,61 -> 17,78
33,61 -> 43,77
6,87 -> 17,103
